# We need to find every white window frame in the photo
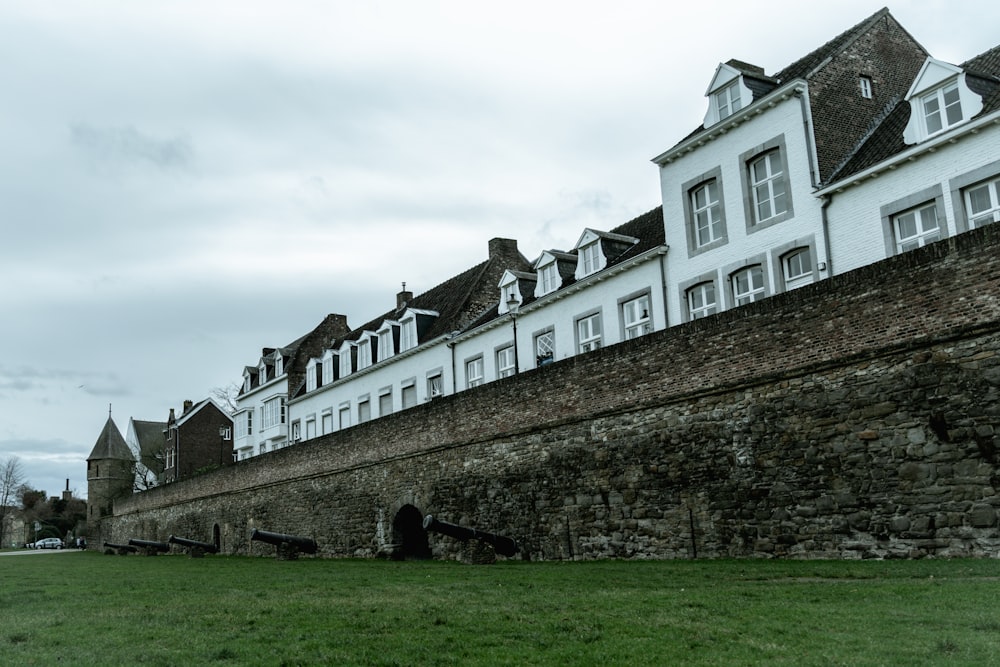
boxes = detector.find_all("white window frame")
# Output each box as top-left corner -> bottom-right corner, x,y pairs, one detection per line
321,412 -> 332,436
692,181 -> 723,247
782,248 -> 814,290
356,337 -> 372,371
894,202 -> 941,252
290,420 -> 301,443
538,262 -> 558,295
322,351 -> 335,386
261,396 -> 286,430
580,242 -> 601,276
686,282 -> 716,321
465,357 -> 484,388
357,397 -> 371,423
338,404 -> 351,430
427,371 -> 444,398
576,312 -> 602,353
749,150 -> 788,224
401,380 -> 417,410
306,361 -> 318,392
399,317 -> 417,352
731,266 -> 765,306
964,178 -> 1000,228
377,326 -> 395,362
921,81 -> 963,137
534,329 -> 555,367
378,389 -> 392,417
497,346 -> 516,378
859,76 -> 872,99
258,362 -> 267,385
714,80 -> 742,120
339,345 -> 352,378
622,294 -> 651,340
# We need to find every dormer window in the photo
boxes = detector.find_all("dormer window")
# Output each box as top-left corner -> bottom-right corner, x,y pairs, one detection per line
338,343 -> 353,378
357,337 -> 372,371
580,243 -> 600,276
274,355 -> 283,377
243,371 -> 252,393
258,363 -> 267,385
376,323 -> 396,361
321,349 -> 335,385
538,261 -> 558,295
399,317 -> 417,352
921,82 -> 962,135
306,359 -> 319,392
714,81 -> 742,120
903,58 -> 983,145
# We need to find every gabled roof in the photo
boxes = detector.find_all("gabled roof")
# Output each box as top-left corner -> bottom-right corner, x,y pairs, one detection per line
87,416 -> 133,462
175,398 -> 231,428
773,8 -> 895,83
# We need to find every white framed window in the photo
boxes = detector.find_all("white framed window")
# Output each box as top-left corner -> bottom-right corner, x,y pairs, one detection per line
274,355 -> 283,377
466,357 -> 484,388
290,421 -> 300,443
358,398 -> 371,423
965,178 -> 1000,228
501,281 -> 519,308
687,282 -> 716,321
338,405 -> 350,430
261,396 -> 286,430
356,338 -> 372,370
401,382 -> 417,409
259,443 -> 267,455
305,418 -> 316,440
321,412 -> 332,435
782,248 -> 813,290
236,411 -> 252,439
427,372 -> 444,398
859,76 -> 872,99
322,352 -> 334,386
622,295 -> 651,340
377,328 -> 394,361
749,150 -> 788,223
714,80 -> 742,120
534,330 -> 554,367
243,372 -> 251,393
497,346 -> 516,378
922,81 -> 962,136
692,181 -> 722,247
894,203 -> 940,252
538,262 -> 558,295
258,363 -> 267,385
577,313 -> 602,353
339,346 -> 352,378
399,318 -> 417,352
580,242 -> 601,276
378,390 -> 392,417
731,266 -> 765,306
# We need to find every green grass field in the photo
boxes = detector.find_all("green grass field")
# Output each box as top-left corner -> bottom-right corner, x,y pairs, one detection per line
2,551 -> 999,666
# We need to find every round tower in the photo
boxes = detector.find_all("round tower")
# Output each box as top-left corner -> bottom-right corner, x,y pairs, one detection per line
86,413 -> 135,526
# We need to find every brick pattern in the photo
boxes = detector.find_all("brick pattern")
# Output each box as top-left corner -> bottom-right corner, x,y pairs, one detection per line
105,225 -> 1000,559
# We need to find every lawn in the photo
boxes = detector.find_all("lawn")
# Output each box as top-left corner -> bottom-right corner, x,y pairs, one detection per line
2,552 -> 999,666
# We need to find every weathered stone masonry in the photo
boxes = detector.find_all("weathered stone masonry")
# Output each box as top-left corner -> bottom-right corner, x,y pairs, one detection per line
106,224 -> 1000,559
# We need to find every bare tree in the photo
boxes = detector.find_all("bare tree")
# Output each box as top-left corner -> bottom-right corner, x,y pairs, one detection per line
0,457 -> 26,547
211,381 -> 240,415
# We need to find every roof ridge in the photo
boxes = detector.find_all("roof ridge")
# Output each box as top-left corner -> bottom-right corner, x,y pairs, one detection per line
775,7 -> 893,82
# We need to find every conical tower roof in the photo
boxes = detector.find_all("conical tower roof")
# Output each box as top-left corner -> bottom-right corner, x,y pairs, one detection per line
86,415 -> 134,462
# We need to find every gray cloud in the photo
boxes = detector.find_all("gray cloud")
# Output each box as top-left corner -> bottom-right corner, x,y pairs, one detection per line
70,123 -> 194,171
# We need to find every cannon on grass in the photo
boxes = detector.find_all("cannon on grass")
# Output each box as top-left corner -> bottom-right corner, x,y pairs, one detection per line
128,538 -> 171,556
422,515 -> 519,558
249,528 -> 317,560
168,534 -> 219,558
103,541 -> 138,556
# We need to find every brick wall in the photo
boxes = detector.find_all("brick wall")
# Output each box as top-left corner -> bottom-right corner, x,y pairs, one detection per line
105,224 -> 1000,560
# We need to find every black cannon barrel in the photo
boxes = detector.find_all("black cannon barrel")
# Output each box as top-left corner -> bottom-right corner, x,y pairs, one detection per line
103,541 -> 137,553
249,528 -> 317,554
422,515 -> 519,557
168,535 -> 219,554
128,538 -> 170,553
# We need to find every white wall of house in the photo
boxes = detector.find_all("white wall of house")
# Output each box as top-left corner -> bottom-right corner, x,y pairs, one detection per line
825,120 -> 1000,274
451,251 -> 669,387
233,376 -> 288,459
289,339 -> 454,444
657,88 -> 831,325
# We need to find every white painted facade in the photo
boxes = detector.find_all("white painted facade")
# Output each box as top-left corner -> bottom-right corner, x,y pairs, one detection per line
233,354 -> 289,460
655,83 -> 830,326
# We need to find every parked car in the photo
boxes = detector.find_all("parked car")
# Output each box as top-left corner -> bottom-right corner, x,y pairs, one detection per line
33,538 -> 63,550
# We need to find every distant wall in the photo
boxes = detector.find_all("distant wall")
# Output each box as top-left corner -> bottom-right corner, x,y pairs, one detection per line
105,224 -> 1000,560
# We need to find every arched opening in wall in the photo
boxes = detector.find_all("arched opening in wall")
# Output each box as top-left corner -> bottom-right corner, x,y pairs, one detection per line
392,504 -> 431,560
213,524 -> 221,550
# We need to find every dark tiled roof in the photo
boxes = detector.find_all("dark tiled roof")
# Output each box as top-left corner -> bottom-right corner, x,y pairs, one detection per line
87,416 -> 133,462
774,8 -> 891,83
830,42 -> 1000,182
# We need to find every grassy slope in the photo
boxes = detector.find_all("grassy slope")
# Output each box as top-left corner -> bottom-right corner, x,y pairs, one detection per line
2,553 -> 999,666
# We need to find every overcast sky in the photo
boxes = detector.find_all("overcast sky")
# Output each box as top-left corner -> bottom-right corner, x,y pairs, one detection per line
2,1 -> 998,501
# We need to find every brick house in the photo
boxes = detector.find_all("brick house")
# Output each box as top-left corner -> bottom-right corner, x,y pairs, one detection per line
162,399 -> 234,482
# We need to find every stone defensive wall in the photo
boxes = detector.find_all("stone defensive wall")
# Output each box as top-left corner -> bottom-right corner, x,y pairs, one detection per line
106,224 -> 1000,560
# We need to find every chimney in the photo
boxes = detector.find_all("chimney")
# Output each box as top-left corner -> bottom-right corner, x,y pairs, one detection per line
488,237 -> 519,261
397,282 -> 413,310
183,399 -> 193,414
168,408 -> 176,425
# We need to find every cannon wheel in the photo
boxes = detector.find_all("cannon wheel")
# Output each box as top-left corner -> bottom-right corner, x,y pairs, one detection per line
392,504 -> 431,560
